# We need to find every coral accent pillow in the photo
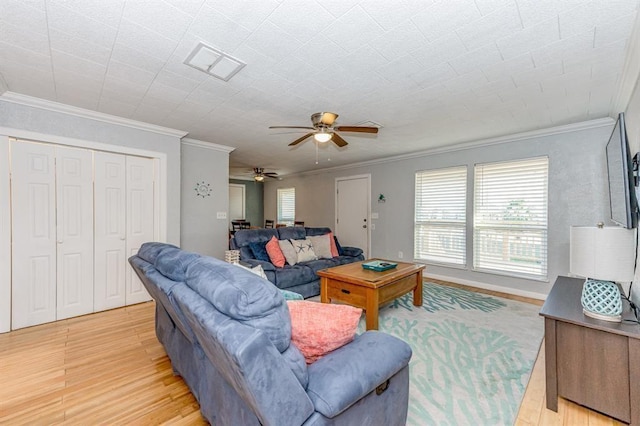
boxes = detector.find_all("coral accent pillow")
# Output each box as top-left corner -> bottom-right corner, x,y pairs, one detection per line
328,232 -> 339,257
265,236 -> 285,267
287,301 -> 363,364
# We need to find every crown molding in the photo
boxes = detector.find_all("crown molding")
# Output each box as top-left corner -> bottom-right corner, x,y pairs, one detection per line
291,117 -> 614,178
613,11 -> 640,114
0,91 -> 188,138
181,137 -> 235,153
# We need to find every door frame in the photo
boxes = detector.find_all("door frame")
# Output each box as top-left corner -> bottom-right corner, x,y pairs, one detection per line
335,174 -> 371,258
0,128 -> 166,333
228,183 -> 246,223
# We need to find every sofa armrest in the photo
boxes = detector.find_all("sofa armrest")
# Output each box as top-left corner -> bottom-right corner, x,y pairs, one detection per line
305,331 -> 412,418
341,246 -> 363,258
240,259 -> 276,271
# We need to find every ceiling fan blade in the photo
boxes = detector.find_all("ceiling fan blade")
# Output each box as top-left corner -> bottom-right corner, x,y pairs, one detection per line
264,172 -> 278,176
334,126 -> 379,134
289,133 -> 314,146
332,133 -> 348,148
320,112 -> 338,126
269,126 -> 315,130
265,174 -> 279,179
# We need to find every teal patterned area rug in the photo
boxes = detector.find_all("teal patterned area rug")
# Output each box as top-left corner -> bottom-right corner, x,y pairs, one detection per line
358,282 -> 543,426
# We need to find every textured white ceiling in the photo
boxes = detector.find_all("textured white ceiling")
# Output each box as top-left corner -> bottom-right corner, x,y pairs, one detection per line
0,0 -> 638,178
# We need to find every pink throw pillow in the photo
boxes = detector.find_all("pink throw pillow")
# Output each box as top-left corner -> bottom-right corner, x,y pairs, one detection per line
328,232 -> 339,257
287,301 -> 362,364
266,236 -> 286,268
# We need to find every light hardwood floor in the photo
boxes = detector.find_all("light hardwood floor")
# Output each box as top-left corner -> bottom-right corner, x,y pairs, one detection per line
0,282 -> 627,425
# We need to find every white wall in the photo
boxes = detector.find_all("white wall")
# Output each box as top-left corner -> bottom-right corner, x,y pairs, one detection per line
181,139 -> 233,259
265,120 -> 613,298
0,97 -> 183,244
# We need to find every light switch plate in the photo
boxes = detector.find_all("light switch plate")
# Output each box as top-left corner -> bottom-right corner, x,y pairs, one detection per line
217,212 -> 227,219
371,212 -> 379,219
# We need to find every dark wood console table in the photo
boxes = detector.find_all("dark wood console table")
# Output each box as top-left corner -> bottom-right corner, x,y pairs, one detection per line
540,276 -> 640,424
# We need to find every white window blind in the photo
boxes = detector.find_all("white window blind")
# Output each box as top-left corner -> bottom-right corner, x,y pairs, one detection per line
414,166 -> 467,265
473,157 -> 548,279
277,187 -> 295,225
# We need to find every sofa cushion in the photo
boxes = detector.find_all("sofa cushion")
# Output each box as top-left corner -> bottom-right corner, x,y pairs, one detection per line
185,257 -> 291,352
291,238 -> 317,263
304,227 -> 332,236
308,234 -> 332,259
249,241 -> 270,262
275,264 -> 317,289
287,301 -> 362,364
266,236 -> 286,267
278,239 -> 298,266
277,226 -> 306,241
137,242 -> 180,264
155,247 -> 200,281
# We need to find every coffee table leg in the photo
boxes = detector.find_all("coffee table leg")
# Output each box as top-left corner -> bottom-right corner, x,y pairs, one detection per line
320,277 -> 329,303
413,270 -> 423,306
365,288 -> 379,330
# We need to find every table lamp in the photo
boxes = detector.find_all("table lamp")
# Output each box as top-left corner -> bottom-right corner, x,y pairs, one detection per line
570,224 -> 636,322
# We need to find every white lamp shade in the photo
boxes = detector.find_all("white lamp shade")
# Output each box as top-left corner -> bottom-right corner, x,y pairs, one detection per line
570,226 -> 636,282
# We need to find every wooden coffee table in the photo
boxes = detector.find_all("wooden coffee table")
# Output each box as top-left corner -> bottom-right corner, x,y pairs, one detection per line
317,259 -> 425,330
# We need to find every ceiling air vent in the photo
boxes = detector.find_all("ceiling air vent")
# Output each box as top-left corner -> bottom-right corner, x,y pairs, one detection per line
184,42 -> 246,82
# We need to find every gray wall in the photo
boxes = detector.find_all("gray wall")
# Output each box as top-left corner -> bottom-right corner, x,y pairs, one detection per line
181,140 -> 232,259
229,179 -> 264,227
0,98 -> 182,244
265,121 -> 614,298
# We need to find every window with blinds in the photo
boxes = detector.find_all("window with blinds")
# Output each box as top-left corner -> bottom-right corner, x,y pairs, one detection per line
414,166 -> 467,265
473,157 -> 548,279
277,187 -> 295,225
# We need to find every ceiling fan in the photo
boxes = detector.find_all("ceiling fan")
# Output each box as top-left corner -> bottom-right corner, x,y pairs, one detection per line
269,112 -> 379,147
253,167 -> 278,182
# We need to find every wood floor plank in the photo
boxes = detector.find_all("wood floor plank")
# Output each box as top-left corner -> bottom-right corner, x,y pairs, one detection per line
0,284 -> 627,425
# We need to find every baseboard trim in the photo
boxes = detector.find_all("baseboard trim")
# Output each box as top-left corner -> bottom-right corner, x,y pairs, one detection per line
424,272 -> 548,301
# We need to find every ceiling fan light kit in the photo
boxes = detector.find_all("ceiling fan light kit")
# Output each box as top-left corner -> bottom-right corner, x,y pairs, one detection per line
269,111 -> 379,148
314,132 -> 332,143
252,167 -> 278,182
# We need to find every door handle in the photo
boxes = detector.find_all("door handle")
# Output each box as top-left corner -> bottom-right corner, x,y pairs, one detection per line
362,225 -> 367,228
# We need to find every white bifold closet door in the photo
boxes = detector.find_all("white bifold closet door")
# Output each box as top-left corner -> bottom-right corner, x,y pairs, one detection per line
94,153 -> 154,310
94,152 -> 127,311
11,141 -> 94,328
125,156 -> 154,305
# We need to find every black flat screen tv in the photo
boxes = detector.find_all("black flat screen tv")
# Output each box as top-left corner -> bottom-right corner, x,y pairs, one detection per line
605,112 -> 637,229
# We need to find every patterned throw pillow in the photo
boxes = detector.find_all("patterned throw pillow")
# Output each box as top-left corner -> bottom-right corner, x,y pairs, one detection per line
278,239 -> 298,266
287,301 -> 363,364
308,234 -> 332,259
265,236 -> 286,267
290,238 -> 317,263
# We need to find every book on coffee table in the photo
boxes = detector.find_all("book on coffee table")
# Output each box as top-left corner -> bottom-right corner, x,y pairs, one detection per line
362,260 -> 398,272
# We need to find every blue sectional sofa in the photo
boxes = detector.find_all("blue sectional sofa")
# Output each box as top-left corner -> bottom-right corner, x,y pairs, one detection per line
129,242 -> 412,426
230,227 -> 364,298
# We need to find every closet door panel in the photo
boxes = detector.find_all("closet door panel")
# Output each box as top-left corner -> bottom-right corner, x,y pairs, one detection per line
94,152 -> 126,311
11,141 -> 57,329
126,156 -> 154,304
0,137 -> 10,333
56,146 -> 94,320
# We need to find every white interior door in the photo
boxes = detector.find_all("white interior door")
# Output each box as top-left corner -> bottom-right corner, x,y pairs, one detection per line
336,175 -> 370,258
56,146 -> 94,320
11,140 -> 57,329
94,152 -> 127,311
126,155 -> 154,304
229,183 -> 245,223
